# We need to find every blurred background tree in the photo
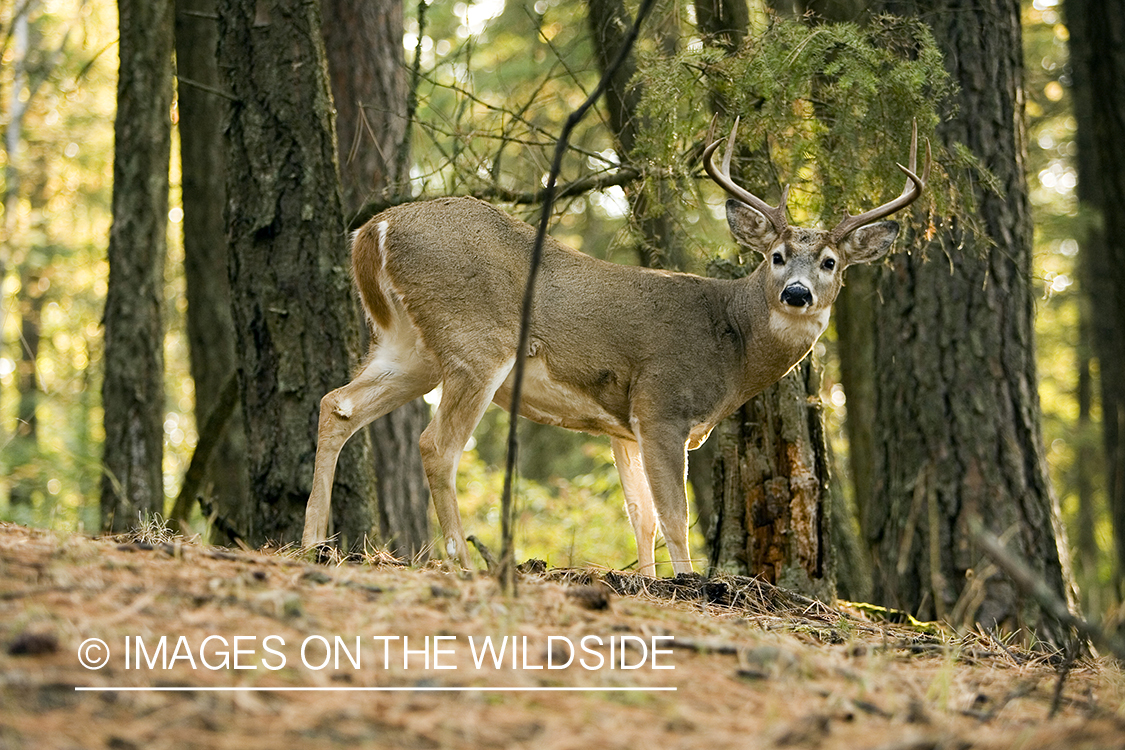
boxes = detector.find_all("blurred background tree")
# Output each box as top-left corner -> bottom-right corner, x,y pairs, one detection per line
99,0 -> 174,532
322,0 -> 432,559
173,0 -> 248,542
1066,0 -> 1125,610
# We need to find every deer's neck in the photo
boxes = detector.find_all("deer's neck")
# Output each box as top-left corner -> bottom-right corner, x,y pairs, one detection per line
732,270 -> 827,398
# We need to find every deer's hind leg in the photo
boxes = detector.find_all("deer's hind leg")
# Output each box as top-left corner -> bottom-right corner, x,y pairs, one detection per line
302,332 -> 439,547
420,359 -> 515,569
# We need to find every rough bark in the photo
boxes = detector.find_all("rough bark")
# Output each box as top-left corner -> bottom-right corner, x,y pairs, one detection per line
1067,0 -> 1125,595
322,0 -> 407,217
100,0 -> 174,531
321,0 -> 431,559
174,0 -> 249,540
217,0 -> 377,547
864,0 -> 1074,635
709,361 -> 836,601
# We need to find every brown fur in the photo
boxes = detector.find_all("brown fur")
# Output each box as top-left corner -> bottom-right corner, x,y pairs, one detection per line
351,221 -> 392,330
302,196 -> 903,576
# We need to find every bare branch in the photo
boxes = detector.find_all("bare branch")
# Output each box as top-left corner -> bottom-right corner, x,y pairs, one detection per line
498,0 -> 659,593
345,165 -> 644,231
972,519 -> 1125,661
170,372 -> 241,534
473,165 -> 641,205
176,74 -> 236,102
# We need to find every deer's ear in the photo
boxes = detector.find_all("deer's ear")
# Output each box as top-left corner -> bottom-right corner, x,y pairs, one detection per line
839,221 -> 899,266
726,199 -> 780,254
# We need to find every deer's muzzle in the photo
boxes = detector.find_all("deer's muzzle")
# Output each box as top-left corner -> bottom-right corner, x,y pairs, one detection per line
781,283 -> 813,308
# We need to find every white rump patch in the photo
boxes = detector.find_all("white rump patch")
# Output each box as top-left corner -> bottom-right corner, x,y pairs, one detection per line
376,220 -> 389,252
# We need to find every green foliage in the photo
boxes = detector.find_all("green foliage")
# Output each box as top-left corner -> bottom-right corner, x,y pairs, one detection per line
633,13 -> 956,234
1,0 -> 115,532
403,0 -> 645,268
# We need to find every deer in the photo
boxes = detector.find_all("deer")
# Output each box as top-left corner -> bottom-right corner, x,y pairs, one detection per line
302,119 -> 929,576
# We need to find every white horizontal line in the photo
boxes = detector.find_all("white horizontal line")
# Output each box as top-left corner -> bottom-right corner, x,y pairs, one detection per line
75,686 -> 677,693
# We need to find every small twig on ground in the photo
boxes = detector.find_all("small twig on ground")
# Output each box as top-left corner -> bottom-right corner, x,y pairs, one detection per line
972,519 -> 1125,662
1051,641 -> 1078,718
466,535 -> 497,574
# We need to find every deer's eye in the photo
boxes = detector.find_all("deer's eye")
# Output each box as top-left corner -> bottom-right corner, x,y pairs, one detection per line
772,252 -> 785,266
821,257 -> 836,271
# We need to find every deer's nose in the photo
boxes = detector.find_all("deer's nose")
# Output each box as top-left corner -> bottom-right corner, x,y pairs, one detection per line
781,283 -> 813,308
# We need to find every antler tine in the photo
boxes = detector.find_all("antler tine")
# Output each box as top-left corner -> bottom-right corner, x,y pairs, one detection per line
828,119 -> 931,245
704,117 -> 789,236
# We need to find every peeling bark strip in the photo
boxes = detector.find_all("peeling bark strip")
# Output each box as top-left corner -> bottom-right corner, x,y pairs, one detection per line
711,361 -> 835,603
217,0 -> 377,546
101,0 -> 175,531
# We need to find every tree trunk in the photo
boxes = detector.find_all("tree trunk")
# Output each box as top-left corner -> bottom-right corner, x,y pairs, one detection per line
100,0 -> 174,532
1067,0 -> 1125,597
694,0 -> 835,599
709,361 -> 835,600
832,266 -> 877,600
585,0 -> 686,271
769,0 -> 884,600
217,0 -> 377,547
1075,315 -> 1102,612
174,0 -> 250,541
322,0 -> 407,216
864,0 -> 1075,635
321,0 -> 431,559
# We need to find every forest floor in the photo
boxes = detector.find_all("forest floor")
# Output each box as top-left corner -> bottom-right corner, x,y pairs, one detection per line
1,521 -> 1124,750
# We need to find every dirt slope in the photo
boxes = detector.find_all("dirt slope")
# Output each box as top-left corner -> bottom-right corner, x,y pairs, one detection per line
1,522 -> 1123,750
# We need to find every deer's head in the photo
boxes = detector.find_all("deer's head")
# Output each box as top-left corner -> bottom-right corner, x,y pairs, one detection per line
704,120 -> 930,321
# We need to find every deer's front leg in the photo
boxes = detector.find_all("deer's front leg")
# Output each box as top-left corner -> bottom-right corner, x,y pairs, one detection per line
634,423 -> 694,575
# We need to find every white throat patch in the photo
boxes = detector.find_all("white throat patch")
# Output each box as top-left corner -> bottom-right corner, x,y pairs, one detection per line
769,307 -> 830,351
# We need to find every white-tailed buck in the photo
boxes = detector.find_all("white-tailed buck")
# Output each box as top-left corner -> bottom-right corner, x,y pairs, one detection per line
303,121 -> 929,575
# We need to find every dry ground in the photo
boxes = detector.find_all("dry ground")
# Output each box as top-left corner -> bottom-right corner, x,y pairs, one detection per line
2,521 -> 1123,750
